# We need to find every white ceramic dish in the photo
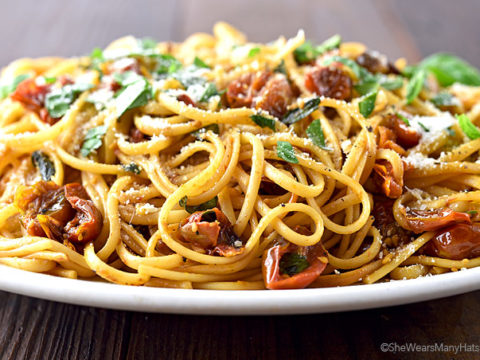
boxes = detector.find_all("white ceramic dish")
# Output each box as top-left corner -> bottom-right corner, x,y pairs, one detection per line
0,264 -> 478,315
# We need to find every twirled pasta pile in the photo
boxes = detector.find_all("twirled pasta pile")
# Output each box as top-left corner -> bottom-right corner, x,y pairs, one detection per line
0,23 -> 480,290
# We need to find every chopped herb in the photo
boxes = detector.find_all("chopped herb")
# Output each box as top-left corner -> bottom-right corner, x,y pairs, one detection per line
431,92 -> 456,107
457,114 -> 480,140
282,97 -> 320,125
306,119 -> 331,150
90,47 -> 105,73
378,76 -> 404,90
115,77 -> 152,116
43,77 -> 57,84
274,60 -> 287,75
199,82 -> 219,103
396,113 -> 410,126
250,114 -> 276,131
156,54 -> 183,75
193,57 -> 210,69
417,53 -> 480,87
248,47 -> 261,58
45,82 -> 93,118
80,125 -> 108,157
406,68 -> 426,104
179,196 -> 218,214
192,124 -> 220,139
466,210 -> 478,216
354,81 -> 379,96
0,74 -> 30,99
324,56 -> 371,80
418,122 -> 430,132
277,141 -> 298,164
446,127 -> 456,136
279,253 -> 309,276
358,90 -> 378,118
293,35 -> 341,64
31,151 -> 55,181
172,67 -> 207,88
122,162 -> 141,174
138,37 -> 157,50
113,71 -> 143,87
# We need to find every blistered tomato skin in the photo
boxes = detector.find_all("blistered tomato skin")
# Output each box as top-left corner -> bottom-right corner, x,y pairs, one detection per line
304,66 -> 352,100
425,223 -> 480,260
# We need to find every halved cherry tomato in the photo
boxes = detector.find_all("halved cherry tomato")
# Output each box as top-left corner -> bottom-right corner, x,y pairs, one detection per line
373,160 -> 403,198
403,208 -> 471,234
262,243 -> 327,290
424,223 -> 480,260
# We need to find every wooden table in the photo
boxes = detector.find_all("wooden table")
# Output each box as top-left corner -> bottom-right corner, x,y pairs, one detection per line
1,1 -> 480,359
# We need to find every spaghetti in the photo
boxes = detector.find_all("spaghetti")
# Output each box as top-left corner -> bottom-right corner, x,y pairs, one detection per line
0,22 -> 480,290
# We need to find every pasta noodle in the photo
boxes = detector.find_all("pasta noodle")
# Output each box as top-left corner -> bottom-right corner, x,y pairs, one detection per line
0,22 -> 480,290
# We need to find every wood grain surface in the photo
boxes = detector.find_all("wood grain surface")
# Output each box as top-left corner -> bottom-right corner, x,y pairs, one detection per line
1,1 -> 480,359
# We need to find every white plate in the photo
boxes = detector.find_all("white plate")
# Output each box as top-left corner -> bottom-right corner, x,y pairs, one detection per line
0,264 -> 479,315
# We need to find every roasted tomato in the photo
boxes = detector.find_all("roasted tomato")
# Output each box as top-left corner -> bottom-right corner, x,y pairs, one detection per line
262,243 -> 327,290
402,208 -> 471,234
304,66 -> 352,100
372,196 -> 412,247
179,208 -> 244,257
377,126 -> 406,156
129,128 -> 147,143
386,114 -> 421,149
373,160 -> 403,198
14,181 -> 103,245
423,223 -> 480,260
10,78 -> 57,125
355,51 -> 400,75
226,72 -> 294,118
176,93 -> 196,107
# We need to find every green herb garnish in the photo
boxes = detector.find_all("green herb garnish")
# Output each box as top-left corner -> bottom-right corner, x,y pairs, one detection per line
293,35 -> 341,64
156,54 -> 183,75
282,97 -> 320,125
396,113 -> 410,126
122,162 -> 141,174
31,151 -> 55,181
115,77 -> 153,116
191,124 -> 220,139
306,119 -> 330,150
179,196 -> 218,214
431,93 -> 456,107
80,125 -> 108,157
45,83 -> 93,118
418,122 -> 430,132
248,47 -> 261,58
193,57 -> 210,69
359,90 -> 378,118
406,68 -> 426,104
0,74 -> 30,99
279,253 -> 310,276
277,141 -> 299,164
274,60 -> 287,75
199,83 -> 219,103
457,114 -> 480,140
250,114 -> 276,131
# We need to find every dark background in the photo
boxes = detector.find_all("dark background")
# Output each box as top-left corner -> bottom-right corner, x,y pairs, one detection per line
1,1 -> 480,359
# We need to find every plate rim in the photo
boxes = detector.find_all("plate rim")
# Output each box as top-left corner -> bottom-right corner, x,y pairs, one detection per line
0,264 -> 478,315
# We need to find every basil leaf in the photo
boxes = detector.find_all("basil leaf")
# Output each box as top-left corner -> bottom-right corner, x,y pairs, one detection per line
418,121 -> 430,132
172,67 -> 206,88
0,74 -> 30,99
324,56 -> 372,81
466,210 -> 478,216
316,34 -> 342,55
457,114 -> 480,140
179,196 -> 218,214
80,125 -> 107,157
115,78 -> 152,116
250,114 -> 276,131
431,92 -> 456,107
43,77 -> 57,84
419,53 -> 480,87
274,60 -> 287,75
378,76 -> 404,90
279,253 -> 309,276
406,68 -> 426,104
354,81 -> 379,96
199,83 -> 219,103
122,162 -> 141,174
396,113 -> 410,126
193,57 -> 210,69
156,54 -> 183,75
191,124 -> 220,139
138,37 -> 157,50
358,91 -> 378,118
90,47 -> 105,73
277,141 -> 298,164
31,151 -> 55,181
113,71 -> 143,87
294,41 -> 317,64
293,35 -> 341,65
248,47 -> 260,58
282,97 -> 320,125
306,119 -> 330,150
45,83 -> 92,118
